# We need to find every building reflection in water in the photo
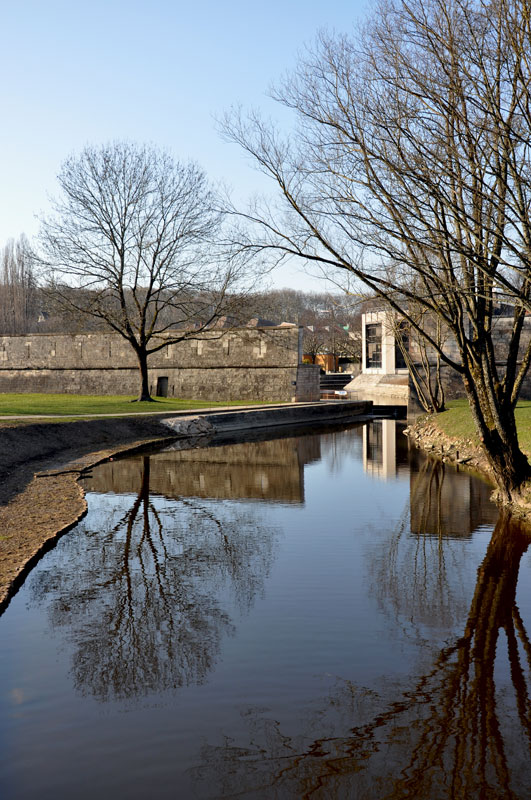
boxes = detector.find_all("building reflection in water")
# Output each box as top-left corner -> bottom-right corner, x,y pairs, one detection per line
88,433 -> 322,505
362,419 -> 498,534
409,448 -> 498,537
363,419 -> 409,479
369,443 -> 500,641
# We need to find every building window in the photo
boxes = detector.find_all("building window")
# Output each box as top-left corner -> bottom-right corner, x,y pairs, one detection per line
366,323 -> 382,368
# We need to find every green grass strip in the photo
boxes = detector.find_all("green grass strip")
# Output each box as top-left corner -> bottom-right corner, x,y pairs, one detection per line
0,393 -> 275,417
433,399 -> 531,456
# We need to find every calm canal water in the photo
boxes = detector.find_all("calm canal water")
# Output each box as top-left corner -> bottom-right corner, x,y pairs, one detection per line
1,420 -> 531,799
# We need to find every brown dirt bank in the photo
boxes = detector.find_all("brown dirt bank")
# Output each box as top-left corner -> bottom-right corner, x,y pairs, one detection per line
0,415 -> 212,611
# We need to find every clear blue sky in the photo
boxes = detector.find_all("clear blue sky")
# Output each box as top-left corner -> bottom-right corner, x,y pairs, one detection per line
1,0 -> 369,290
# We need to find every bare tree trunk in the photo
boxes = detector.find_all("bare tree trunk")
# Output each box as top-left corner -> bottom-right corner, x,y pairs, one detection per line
463,362 -> 531,501
135,349 -> 154,402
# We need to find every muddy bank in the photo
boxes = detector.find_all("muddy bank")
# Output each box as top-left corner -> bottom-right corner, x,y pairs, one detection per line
404,416 -> 493,478
0,415 -> 213,610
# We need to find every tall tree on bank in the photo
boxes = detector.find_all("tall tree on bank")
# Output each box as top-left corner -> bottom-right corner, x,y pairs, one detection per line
223,0 -> 531,501
0,234 -> 37,334
39,142 -> 247,401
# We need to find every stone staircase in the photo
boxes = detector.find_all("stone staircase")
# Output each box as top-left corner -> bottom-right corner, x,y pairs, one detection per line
319,372 -> 353,398
342,372 -> 409,407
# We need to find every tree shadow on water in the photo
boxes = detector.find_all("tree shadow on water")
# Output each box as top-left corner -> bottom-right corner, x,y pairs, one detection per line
191,507 -> 531,799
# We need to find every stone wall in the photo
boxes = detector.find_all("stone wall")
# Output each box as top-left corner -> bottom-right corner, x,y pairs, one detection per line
408,358 -> 531,416
408,315 -> 531,366
0,327 -> 321,403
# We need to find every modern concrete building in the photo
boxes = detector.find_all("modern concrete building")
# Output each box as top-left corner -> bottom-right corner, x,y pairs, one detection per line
345,307 -> 531,415
344,311 -> 409,409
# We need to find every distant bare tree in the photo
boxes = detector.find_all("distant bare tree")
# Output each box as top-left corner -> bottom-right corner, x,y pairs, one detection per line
237,288 -> 362,328
38,142 -> 251,401
389,306 -> 447,413
303,323 -> 361,367
302,324 -> 329,364
0,234 -> 37,334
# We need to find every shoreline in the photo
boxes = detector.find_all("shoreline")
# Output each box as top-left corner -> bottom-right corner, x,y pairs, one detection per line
0,426 -> 189,612
0,401 -> 371,611
405,415 -> 531,519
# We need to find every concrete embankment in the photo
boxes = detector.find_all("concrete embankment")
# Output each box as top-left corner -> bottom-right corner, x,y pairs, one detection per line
0,400 -> 371,610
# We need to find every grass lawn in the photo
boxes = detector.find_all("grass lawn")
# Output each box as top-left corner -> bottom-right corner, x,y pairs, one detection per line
0,393 -> 274,418
434,399 -> 531,456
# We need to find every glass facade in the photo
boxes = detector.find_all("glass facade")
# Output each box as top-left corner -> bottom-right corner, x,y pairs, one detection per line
365,323 -> 382,368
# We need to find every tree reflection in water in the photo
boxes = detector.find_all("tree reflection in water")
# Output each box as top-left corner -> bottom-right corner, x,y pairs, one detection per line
192,509 -> 531,799
370,457 -> 497,640
28,455 -> 277,702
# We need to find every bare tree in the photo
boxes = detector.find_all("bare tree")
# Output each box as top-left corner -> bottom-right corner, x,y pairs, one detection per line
38,142 -> 250,401
303,323 -> 361,367
223,0 -> 531,501
0,234 -> 37,334
388,304 -> 447,413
